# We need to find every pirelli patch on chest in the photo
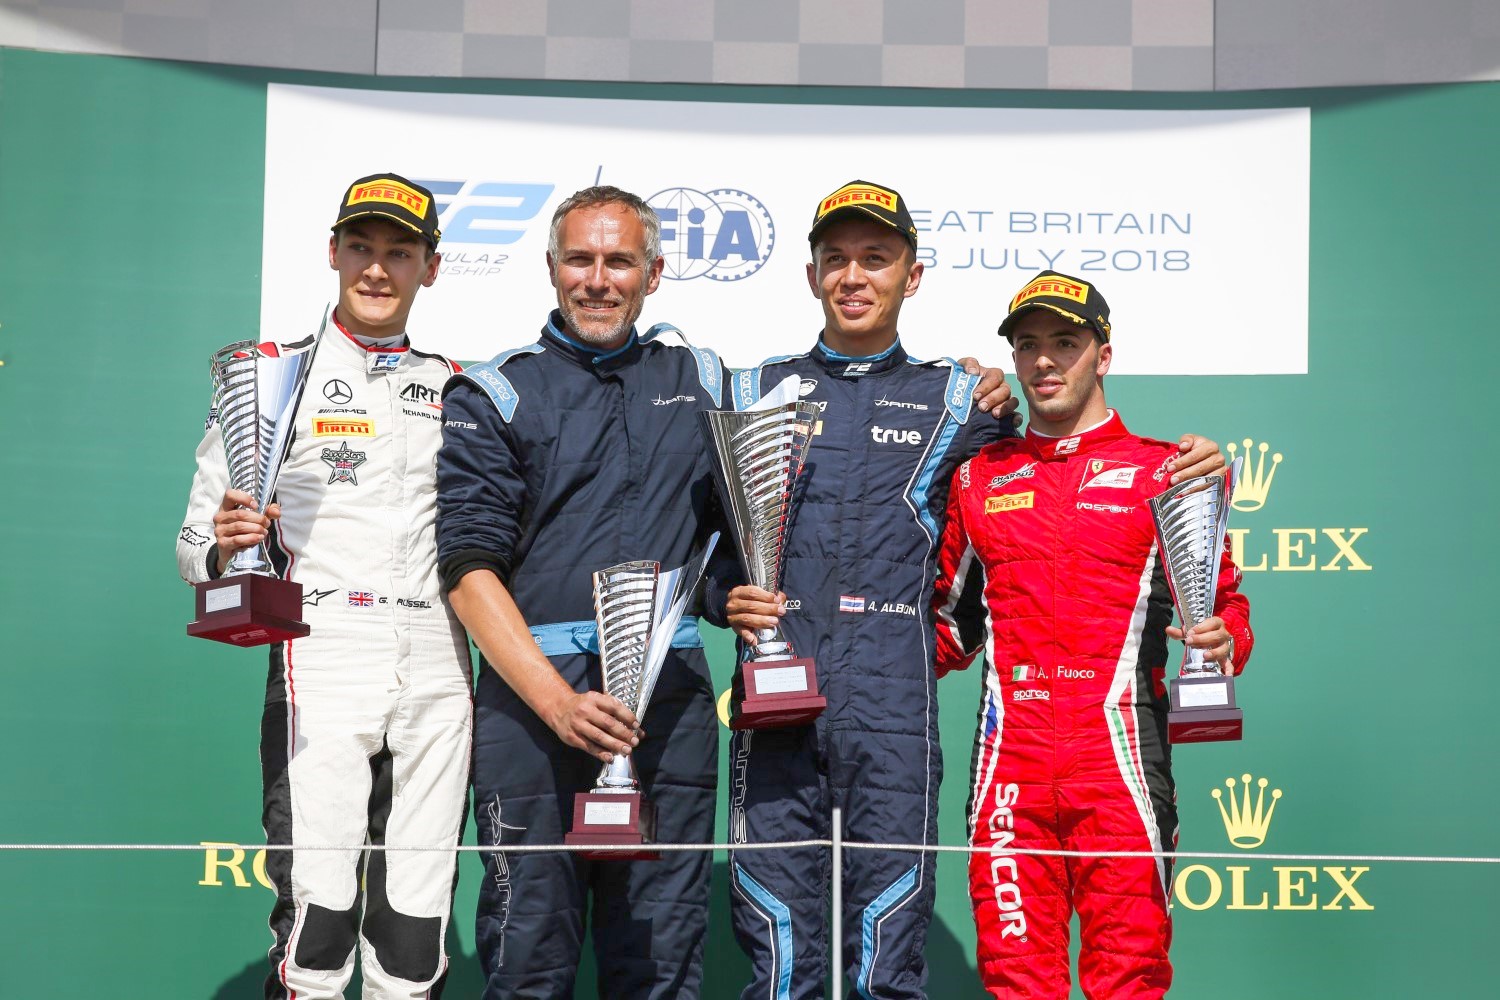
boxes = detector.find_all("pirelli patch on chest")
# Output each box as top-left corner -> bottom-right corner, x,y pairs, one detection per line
986,492 -> 1034,513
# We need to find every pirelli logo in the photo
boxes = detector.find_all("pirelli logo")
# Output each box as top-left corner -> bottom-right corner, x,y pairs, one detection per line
347,180 -> 429,217
818,183 -> 898,219
312,418 -> 375,437
986,492 -> 1034,513
1011,275 -> 1090,310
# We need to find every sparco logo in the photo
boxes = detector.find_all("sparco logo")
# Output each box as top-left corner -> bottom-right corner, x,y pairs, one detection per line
984,783 -> 1027,939
871,425 -> 923,445
988,464 -> 1036,491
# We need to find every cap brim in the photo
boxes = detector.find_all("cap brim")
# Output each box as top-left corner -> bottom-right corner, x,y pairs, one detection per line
998,302 -> 1096,339
332,209 -> 436,245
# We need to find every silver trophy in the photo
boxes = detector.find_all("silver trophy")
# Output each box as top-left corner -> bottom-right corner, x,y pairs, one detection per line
1148,458 -> 1245,743
566,537 -> 720,858
702,393 -> 827,729
187,337 -> 320,646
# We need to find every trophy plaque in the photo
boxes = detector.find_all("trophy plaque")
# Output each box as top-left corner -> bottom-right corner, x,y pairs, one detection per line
187,339 -> 318,647
702,383 -> 826,730
1149,458 -> 1245,744
566,538 -> 719,859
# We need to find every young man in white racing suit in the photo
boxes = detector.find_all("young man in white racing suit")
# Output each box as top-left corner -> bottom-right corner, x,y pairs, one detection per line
176,174 -> 471,999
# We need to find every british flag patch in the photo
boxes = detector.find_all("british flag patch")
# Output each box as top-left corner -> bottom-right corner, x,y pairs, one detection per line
347,591 -> 375,607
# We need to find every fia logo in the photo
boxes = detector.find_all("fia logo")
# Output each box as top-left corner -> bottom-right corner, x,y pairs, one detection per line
648,188 -> 775,281
415,180 -> 555,245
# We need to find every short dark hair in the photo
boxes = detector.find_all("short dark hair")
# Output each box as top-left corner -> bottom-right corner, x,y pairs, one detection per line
547,186 -> 661,262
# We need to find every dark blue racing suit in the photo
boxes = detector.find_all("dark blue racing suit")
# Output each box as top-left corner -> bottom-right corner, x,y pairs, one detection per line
436,311 -> 728,1000
720,339 -> 1006,1000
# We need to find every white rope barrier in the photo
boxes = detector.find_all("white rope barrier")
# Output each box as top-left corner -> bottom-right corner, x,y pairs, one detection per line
1,841 -> 1496,864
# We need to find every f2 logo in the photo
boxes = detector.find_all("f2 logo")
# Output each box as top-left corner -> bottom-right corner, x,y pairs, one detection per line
417,181 -> 555,245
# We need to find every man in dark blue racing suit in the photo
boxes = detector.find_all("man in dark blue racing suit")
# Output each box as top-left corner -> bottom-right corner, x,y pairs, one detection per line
436,186 -> 728,999
721,181 -> 1224,999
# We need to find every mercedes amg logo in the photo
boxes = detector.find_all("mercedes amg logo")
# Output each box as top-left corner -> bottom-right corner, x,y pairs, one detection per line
323,379 -> 353,404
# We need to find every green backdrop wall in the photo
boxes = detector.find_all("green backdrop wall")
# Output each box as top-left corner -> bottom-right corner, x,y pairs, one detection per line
1,47 -> 1497,998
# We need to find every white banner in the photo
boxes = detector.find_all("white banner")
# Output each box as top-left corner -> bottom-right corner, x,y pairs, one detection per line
265,85 -> 1308,374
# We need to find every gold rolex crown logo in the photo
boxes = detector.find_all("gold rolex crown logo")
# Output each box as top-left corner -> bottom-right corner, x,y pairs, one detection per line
1227,439 -> 1282,512
1213,774 -> 1282,849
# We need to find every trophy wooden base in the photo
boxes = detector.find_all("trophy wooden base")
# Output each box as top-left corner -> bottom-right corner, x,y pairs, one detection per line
565,791 -> 659,860
731,657 -> 827,730
1167,674 -> 1243,744
188,575 -> 310,647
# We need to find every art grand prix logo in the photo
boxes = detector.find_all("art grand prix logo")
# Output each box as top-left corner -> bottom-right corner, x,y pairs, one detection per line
1225,439 -> 1371,572
647,188 -> 775,281
1172,774 -> 1373,913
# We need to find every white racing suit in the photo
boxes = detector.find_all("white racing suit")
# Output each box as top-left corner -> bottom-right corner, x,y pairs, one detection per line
177,308 -> 472,999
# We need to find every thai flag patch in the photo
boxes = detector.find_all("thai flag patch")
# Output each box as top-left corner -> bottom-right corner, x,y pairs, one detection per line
347,591 -> 375,607
839,595 -> 866,613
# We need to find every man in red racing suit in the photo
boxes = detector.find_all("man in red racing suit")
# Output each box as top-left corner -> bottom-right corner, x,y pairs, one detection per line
932,271 -> 1253,999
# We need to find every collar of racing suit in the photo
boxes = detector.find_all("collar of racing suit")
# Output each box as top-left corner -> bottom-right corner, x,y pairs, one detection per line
1024,408 -> 1129,460
541,309 -> 643,373
810,336 -> 909,377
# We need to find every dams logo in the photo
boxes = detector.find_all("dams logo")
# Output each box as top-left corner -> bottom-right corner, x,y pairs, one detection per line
1225,439 -> 1370,572
986,492 -> 1034,514
312,418 -> 375,437
1172,775 -> 1373,912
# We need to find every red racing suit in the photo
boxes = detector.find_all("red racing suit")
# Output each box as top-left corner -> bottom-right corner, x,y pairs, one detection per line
932,411 -> 1252,1000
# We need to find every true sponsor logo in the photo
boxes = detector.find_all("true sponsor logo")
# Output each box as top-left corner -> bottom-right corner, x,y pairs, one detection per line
959,459 -> 972,489
1010,274 -> 1090,309
313,418 -> 375,438
317,407 -> 368,415
988,464 -> 1036,491
818,182 -> 899,218
323,379 -> 354,404
870,424 -> 923,445
445,419 -> 478,430
798,378 -> 818,397
203,408 -> 217,430
652,394 -> 697,406
1174,774 -> 1373,912
348,179 -> 429,217
302,588 -> 336,606
1079,460 -> 1140,491
784,599 -> 802,611
483,796 -> 525,965
1225,438 -> 1371,572
876,397 -> 929,411
321,442 -> 368,485
986,492 -> 1034,513
648,187 -> 775,282
1012,688 -> 1050,702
